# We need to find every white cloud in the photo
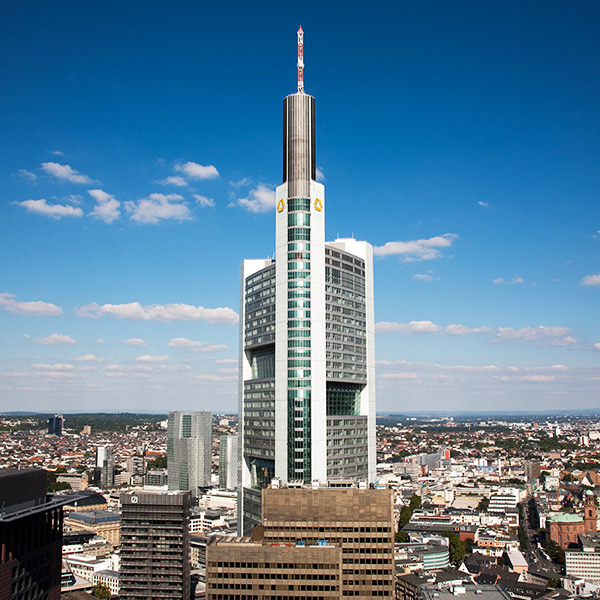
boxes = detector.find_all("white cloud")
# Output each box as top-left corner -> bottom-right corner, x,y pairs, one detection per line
41,162 -> 94,184
174,161 -> 219,180
236,184 -> 276,213
581,274 -> 600,287
17,198 -> 84,219
506,365 -> 568,373
31,363 -> 74,371
0,292 -> 62,316
104,364 -> 153,378
136,355 -> 169,363
78,302 -> 239,324
155,175 -> 188,187
88,189 -> 120,223
168,337 -> 229,352
17,169 -> 37,182
373,233 -> 458,261
375,320 -> 442,334
214,358 -> 237,365
62,194 -> 83,205
193,194 -> 215,208
495,374 -> 556,383
229,178 -> 251,189
493,276 -> 524,285
123,338 -> 146,346
492,326 -> 576,346
594,343 -> 600,352
50,150 -> 64,156
316,167 -> 325,182
96,338 -> 105,344
34,333 -> 76,345
382,372 -> 418,380
413,274 -> 439,282
75,354 -> 104,362
195,373 -> 237,383
124,193 -> 191,224
445,324 -> 492,336
477,201 -> 489,207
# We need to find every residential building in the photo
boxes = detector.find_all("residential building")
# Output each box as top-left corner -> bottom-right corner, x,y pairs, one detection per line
240,27 -> 376,533
167,411 -> 212,495
219,434 -> 239,490
119,491 -> 191,600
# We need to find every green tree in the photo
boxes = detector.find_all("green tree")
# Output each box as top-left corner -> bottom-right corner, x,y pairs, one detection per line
409,494 -> 421,511
442,533 -> 466,564
547,579 -> 562,588
395,530 -> 408,543
146,455 -> 167,469
477,497 -> 490,511
398,505 -> 412,529
518,525 -> 529,551
92,583 -> 111,599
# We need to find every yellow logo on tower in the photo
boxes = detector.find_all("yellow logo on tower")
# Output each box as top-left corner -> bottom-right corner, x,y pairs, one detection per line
314,198 -> 322,212
277,199 -> 285,213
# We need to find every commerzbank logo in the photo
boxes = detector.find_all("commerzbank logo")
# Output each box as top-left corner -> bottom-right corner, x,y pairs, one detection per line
314,198 -> 322,211
277,199 -> 285,213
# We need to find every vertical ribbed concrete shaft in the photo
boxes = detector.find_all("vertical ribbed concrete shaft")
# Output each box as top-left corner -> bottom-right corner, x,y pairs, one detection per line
283,93 -> 316,198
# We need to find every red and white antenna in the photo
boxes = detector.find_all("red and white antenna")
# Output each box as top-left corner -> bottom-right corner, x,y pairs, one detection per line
297,26 -> 304,93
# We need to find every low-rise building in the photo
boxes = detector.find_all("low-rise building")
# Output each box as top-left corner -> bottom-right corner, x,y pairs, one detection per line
64,510 -> 120,546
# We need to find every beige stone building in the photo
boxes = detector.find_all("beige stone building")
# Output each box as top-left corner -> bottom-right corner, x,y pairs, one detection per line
63,510 -> 120,546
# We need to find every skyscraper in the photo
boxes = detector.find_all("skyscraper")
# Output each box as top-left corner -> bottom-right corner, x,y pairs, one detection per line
94,445 -> 114,489
47,414 -> 63,436
219,434 -> 239,490
167,411 -> 212,495
239,28 -> 376,533
120,491 -> 191,600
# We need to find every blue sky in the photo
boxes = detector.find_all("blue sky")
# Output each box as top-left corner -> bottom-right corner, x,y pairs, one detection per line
1,1 -> 599,413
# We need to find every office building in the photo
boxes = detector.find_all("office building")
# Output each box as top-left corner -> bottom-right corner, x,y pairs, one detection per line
207,485 -> 394,599
0,468 -> 72,600
168,411 -> 212,495
120,491 -> 191,600
94,446 -> 114,489
47,414 -> 63,436
219,434 -> 239,490
239,26 -> 376,533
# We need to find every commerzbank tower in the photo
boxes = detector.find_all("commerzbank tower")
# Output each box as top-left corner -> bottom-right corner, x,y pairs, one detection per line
239,28 -> 376,533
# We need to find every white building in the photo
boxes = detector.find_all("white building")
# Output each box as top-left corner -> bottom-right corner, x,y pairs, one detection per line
219,434 -> 239,490
167,411 -> 212,496
239,31 -> 376,534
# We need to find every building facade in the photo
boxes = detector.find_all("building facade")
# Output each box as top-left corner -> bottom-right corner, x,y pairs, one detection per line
219,434 -> 239,490
47,414 -> 63,436
168,411 -> 212,495
119,491 -> 191,600
94,445 -> 114,489
239,28 -> 376,534
0,469 -> 69,600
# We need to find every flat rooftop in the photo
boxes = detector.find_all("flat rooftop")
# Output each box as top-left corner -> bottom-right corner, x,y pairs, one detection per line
421,584 -> 512,600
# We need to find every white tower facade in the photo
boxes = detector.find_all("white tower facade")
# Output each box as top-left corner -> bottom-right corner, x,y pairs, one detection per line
239,30 -> 375,533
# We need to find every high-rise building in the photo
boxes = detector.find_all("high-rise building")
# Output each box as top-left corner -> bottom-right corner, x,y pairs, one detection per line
120,491 -> 191,600
94,445 -> 114,489
47,414 -> 63,436
0,469 -> 72,600
206,485 -> 394,599
167,411 -> 212,495
219,434 -> 239,490
239,27 -> 375,533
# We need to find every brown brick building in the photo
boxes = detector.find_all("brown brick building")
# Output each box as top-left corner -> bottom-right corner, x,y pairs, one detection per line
548,492 -> 597,549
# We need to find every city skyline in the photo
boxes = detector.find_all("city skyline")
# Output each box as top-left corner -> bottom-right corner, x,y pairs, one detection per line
1,1 -> 599,413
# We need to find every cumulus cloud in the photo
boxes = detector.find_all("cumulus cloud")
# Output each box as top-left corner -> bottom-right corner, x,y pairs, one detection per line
375,320 -> 442,334
229,178 -> 252,189
236,184 -> 276,213
174,161 -> 219,180
316,167 -> 325,182
492,326 -> 576,346
581,274 -> 600,287
594,343 -> 600,352
381,372 -> 418,380
75,354 -> 104,362
168,337 -> 229,352
373,233 -> 458,261
156,175 -> 188,187
34,333 -> 76,345
493,277 -> 524,285
0,293 -> 62,316
123,338 -> 146,346
477,201 -> 489,207
31,363 -> 73,371
50,150 -> 65,156
16,198 -> 84,219
124,193 -> 191,224
41,162 -> 94,184
96,338 -> 105,344
17,169 -> 37,182
193,194 -> 215,208
88,189 -> 120,223
136,355 -> 169,363
445,324 -> 492,336
214,358 -> 238,365
77,302 -> 239,324
495,374 -> 556,383
105,364 -> 153,378
195,373 -> 237,383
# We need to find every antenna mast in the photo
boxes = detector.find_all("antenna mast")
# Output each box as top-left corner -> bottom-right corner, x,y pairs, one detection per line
297,26 -> 304,93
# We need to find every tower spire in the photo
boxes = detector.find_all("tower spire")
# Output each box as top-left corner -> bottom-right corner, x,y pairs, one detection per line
297,26 -> 304,93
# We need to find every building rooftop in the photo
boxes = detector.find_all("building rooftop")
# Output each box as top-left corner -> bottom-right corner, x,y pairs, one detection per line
420,583 -> 512,600
67,510 -> 120,525
547,513 -> 583,523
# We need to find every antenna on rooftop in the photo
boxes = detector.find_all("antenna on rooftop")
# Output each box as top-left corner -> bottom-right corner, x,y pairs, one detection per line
297,26 -> 304,93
